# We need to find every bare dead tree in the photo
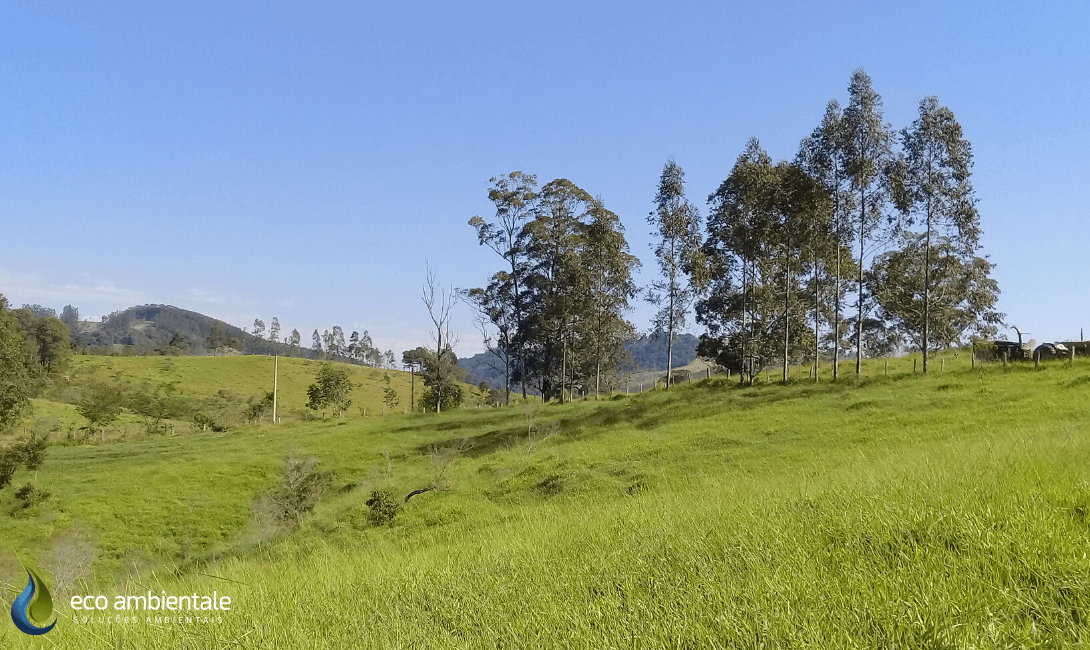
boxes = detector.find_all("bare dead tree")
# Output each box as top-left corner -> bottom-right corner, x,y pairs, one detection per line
421,261 -> 460,413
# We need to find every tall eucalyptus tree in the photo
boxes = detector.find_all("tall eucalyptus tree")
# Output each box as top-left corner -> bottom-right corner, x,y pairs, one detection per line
648,159 -> 705,389
580,198 -> 640,398
842,69 -> 894,374
796,101 -> 857,379
768,162 -> 835,382
469,172 -> 538,398
700,140 -> 775,384
521,179 -> 591,401
893,96 -> 982,373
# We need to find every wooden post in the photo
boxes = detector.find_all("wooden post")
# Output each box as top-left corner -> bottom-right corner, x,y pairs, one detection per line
913,358 -> 917,373
1035,353 -> 1040,370
1071,345 -> 1076,366
941,358 -> 945,372
1003,350 -> 1008,368
972,348 -> 975,369
884,360 -> 888,376
272,355 -> 278,424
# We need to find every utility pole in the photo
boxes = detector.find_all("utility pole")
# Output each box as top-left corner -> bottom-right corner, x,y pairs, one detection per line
272,354 -> 278,424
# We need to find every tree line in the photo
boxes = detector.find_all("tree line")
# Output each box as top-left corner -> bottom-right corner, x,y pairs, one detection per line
0,297 -> 74,430
466,69 -> 1002,397
695,69 -> 1001,383
467,175 -> 641,404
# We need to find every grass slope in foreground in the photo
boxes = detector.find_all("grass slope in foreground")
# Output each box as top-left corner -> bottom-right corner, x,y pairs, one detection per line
1,356 -> 1089,648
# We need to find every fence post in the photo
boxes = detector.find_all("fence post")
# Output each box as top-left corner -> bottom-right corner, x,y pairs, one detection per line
971,348 -> 975,369
941,358 -> 945,372
913,358 -> 917,373
884,360 -> 888,376
1035,353 -> 1040,371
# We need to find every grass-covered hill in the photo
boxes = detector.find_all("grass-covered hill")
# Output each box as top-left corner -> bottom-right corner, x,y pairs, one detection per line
1,352 -> 1089,648
60,354 -> 414,417
10,355 -> 488,446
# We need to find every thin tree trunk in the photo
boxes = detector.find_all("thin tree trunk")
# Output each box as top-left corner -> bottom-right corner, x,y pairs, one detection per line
923,173 -> 932,375
595,312 -> 602,401
741,258 -> 748,386
834,233 -> 841,381
511,254 -> 527,400
561,332 -> 567,404
813,255 -> 820,382
667,267 -> 675,390
783,251 -> 790,384
570,343 -> 576,401
504,349 -> 512,405
596,362 -> 601,401
856,189 -> 865,375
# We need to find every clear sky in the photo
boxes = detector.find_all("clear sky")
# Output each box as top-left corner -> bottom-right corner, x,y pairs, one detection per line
3,0 -> 1088,355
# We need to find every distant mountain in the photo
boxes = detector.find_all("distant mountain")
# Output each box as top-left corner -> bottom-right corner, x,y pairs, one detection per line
68,304 -> 403,369
458,333 -> 701,388
624,333 -> 700,372
70,304 -> 299,356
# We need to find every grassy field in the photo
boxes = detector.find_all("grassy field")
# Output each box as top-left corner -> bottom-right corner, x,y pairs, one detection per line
6,355 -> 485,447
59,354 -> 424,417
1,353 -> 1088,648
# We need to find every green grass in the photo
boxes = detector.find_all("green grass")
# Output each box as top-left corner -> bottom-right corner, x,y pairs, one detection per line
60,354 -> 421,417
1,355 -> 1088,648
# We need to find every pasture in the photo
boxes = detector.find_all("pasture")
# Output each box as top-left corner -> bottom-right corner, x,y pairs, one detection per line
1,354 -> 1088,648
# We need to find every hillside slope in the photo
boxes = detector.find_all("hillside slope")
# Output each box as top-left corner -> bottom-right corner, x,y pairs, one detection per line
1,354 -> 1088,647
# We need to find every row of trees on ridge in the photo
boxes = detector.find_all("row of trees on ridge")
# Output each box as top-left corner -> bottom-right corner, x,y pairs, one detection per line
468,69 -> 1002,396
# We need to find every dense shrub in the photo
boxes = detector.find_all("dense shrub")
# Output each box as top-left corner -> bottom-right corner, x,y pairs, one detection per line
366,489 -> 401,526
271,453 -> 332,527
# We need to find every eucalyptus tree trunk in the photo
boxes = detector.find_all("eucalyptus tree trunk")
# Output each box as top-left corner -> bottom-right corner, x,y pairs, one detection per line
666,259 -> 675,390
833,213 -> 841,380
923,182 -> 932,375
783,251 -> 791,384
813,255 -> 820,382
741,260 -> 748,386
856,188 -> 865,376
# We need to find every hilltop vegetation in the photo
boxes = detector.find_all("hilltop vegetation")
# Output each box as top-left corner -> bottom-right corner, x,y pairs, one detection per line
460,333 -> 700,390
7,355 -> 487,446
0,352 -> 1087,647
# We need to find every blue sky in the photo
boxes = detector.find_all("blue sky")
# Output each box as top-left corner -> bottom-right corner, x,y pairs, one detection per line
2,0 -> 1088,355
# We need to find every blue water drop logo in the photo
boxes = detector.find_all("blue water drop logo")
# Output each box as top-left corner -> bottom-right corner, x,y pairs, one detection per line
10,568 -> 57,635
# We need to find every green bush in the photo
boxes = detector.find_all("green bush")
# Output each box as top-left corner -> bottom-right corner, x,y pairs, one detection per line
0,434 -> 47,491
365,489 -> 401,526
9,483 -> 50,517
271,453 -> 332,528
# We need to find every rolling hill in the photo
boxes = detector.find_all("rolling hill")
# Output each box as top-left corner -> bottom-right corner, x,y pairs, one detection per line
0,351 -> 1087,647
